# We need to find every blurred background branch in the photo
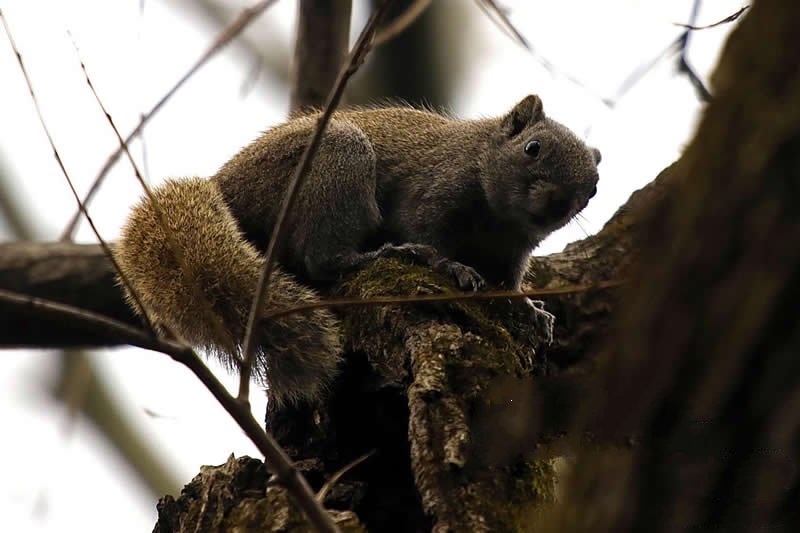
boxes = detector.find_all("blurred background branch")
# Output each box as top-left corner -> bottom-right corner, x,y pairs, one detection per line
0,157 -> 181,501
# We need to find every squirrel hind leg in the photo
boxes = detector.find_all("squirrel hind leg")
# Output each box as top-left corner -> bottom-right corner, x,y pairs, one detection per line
285,119 -> 383,282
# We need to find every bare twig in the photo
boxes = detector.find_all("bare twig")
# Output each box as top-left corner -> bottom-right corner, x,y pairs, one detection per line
237,0 -> 394,405
316,451 -> 375,502
136,2 -> 152,184
607,34 -> 685,105
69,35 -> 233,345
373,0 -> 433,46
181,0 -> 291,86
0,288 -> 182,353
676,0 -> 712,102
474,0 -> 611,108
474,0 -> 529,49
66,24 -> 339,509
611,1 -> 719,106
60,0 -> 280,241
0,10 -> 156,334
0,287 -> 341,533
263,280 -> 626,322
674,5 -> 749,30
678,55 -> 712,102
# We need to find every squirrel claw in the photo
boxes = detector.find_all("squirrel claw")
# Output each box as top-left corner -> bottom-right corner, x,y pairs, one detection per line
447,262 -> 486,292
523,298 -> 554,345
379,244 -> 486,291
375,243 -> 438,265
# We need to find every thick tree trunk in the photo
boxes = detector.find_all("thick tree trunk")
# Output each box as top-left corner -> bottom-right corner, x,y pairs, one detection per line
546,1 -> 800,532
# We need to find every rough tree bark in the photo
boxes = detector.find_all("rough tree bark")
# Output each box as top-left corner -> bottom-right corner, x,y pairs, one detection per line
0,172 -> 637,531
558,1 -> 800,531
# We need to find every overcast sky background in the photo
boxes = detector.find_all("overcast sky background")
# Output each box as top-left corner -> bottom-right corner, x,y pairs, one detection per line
0,1 -> 746,530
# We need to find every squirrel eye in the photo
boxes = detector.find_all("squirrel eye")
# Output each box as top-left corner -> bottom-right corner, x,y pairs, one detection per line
524,140 -> 541,158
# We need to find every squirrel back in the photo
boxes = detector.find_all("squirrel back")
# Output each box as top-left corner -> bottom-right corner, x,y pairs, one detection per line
115,95 -> 600,406
115,178 -> 341,406
213,95 -> 601,289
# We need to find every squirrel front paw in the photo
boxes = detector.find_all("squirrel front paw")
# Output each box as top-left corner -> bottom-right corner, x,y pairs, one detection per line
374,243 -> 486,291
435,259 -> 486,291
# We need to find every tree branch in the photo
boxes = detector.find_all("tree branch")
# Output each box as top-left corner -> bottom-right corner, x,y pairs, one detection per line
238,0 -> 393,404
0,286 -> 340,533
0,241 -> 139,346
290,0 -> 352,113
60,0 -> 280,241
0,9 -> 157,333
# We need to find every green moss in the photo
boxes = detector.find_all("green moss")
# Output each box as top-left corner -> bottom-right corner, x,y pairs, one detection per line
335,259 -> 556,530
458,459 -> 556,531
497,460 -> 558,530
337,257 -> 448,299
515,460 -> 557,503
336,258 -> 529,391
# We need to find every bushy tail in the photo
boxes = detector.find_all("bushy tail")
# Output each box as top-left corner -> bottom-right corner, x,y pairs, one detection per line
115,177 -> 342,406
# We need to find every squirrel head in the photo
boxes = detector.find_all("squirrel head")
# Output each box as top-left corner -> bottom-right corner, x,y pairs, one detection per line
481,94 -> 601,242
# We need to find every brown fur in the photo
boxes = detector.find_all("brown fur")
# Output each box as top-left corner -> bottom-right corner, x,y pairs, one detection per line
214,95 -> 600,288
115,178 -> 341,406
115,95 -> 600,406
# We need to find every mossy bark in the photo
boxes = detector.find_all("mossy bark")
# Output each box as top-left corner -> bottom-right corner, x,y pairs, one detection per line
144,256 -> 564,531
257,258 -> 558,532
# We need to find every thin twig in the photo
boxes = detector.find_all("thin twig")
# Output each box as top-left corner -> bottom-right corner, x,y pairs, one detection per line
614,1 -> 714,106
0,288 -> 185,354
0,9 -> 157,335
678,55 -> 712,102
60,0 -> 279,241
237,0 -> 394,405
0,287 -> 341,533
68,34 -> 233,344
316,451 -> 375,502
474,0 -> 611,108
607,34 -> 685,105
676,0 -> 712,102
186,0 -> 291,86
263,280 -> 626,322
674,5 -> 749,30
474,0 -> 529,49
373,0 -> 433,46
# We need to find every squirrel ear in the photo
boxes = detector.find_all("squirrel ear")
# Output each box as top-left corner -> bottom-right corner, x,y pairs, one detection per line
502,95 -> 545,137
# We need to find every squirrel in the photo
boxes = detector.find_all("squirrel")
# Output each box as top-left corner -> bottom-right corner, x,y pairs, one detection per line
114,94 -> 601,407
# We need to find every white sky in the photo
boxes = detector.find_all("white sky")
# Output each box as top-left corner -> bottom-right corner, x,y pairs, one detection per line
0,0 -> 745,531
